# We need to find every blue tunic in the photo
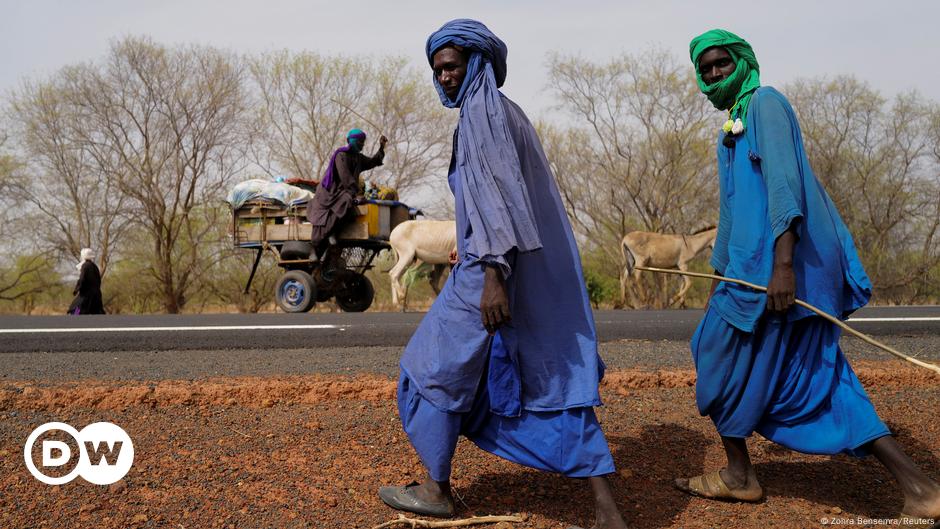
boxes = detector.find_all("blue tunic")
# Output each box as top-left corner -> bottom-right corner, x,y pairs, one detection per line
399,337 -> 614,481
696,86 -> 890,456
709,87 -> 871,333
397,95 -> 613,480
400,95 -> 604,415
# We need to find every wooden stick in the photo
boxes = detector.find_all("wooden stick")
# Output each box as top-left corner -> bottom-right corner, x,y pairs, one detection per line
635,266 -> 940,376
371,513 -> 523,529
330,98 -> 386,139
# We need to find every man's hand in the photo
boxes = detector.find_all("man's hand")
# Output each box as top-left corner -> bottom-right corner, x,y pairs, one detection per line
448,248 -> 459,266
767,229 -> 797,313
379,135 -> 388,149
767,263 -> 796,312
705,276 -> 719,311
480,265 -> 510,335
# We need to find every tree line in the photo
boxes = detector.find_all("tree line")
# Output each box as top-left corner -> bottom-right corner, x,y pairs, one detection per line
1,37 -> 937,313
544,49 -> 940,308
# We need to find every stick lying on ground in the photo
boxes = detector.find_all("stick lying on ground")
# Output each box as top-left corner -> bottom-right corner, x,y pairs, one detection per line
371,513 -> 523,529
634,265 -> 940,376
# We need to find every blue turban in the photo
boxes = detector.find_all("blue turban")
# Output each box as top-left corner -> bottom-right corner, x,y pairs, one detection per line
426,18 -> 508,107
424,19 -> 541,267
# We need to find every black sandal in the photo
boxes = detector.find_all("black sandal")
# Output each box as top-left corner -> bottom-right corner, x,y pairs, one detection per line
377,481 -> 455,518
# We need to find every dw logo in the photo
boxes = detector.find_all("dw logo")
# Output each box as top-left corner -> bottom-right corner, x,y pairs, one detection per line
23,422 -> 134,485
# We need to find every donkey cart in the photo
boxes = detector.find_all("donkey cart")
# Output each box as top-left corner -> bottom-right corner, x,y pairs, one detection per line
232,199 -> 416,313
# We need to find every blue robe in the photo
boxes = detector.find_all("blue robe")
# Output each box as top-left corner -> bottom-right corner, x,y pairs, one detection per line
697,86 -> 889,455
710,86 -> 871,333
398,95 -> 614,481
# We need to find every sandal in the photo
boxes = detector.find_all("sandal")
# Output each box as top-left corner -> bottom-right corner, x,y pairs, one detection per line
378,481 -> 455,518
674,470 -> 763,503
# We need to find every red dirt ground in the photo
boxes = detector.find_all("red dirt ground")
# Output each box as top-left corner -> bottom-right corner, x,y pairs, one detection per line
1,361 -> 938,528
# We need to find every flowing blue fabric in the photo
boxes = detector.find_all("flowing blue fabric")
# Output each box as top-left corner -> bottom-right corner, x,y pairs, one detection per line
398,20 -> 611,482
425,19 -> 541,275
400,96 -> 604,415
398,370 -> 615,481
692,308 -> 889,457
709,86 -> 872,333
698,85 -> 889,458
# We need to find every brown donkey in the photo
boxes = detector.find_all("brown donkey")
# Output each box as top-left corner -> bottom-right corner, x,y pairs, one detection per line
621,226 -> 717,308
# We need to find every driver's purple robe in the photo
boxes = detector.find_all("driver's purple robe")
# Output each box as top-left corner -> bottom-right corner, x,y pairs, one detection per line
307,148 -> 384,245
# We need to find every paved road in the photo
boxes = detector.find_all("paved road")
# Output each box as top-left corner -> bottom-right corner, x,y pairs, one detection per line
0,306 -> 937,353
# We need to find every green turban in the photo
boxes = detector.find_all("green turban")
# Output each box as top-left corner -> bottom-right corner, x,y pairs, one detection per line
689,29 -> 761,128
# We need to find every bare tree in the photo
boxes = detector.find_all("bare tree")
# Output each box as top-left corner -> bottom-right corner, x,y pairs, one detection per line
0,135 -> 54,305
248,52 -> 453,216
7,70 -> 131,274
362,59 -> 454,215
545,49 -> 717,307
248,51 -> 375,182
59,37 -> 249,313
0,130 -> 18,243
786,77 -> 940,302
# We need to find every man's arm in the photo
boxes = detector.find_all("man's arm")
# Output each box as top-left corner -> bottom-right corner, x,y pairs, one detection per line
752,91 -> 804,314
705,272 -> 721,310
360,135 -> 388,171
767,227 -> 797,312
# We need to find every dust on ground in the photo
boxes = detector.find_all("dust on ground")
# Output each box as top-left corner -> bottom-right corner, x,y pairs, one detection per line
2,360 -> 939,529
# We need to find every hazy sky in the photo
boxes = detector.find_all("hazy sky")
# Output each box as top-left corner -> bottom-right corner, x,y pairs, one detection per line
2,0 -> 938,119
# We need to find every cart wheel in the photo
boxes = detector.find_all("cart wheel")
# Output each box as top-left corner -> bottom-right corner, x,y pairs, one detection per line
334,273 -> 374,313
275,270 -> 316,313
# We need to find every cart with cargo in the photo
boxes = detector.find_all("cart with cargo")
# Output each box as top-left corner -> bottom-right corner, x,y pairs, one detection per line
232,198 -> 416,313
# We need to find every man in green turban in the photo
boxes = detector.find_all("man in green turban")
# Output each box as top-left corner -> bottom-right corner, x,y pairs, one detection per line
677,29 -> 940,525
690,29 -> 760,132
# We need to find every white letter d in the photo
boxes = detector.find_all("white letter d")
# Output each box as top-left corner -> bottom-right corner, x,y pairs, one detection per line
42,440 -> 71,467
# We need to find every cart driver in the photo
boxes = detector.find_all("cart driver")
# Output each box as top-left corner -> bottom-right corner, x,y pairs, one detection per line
306,128 -> 387,260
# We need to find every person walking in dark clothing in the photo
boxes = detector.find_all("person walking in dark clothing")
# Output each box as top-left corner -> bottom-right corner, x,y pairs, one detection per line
68,248 -> 105,315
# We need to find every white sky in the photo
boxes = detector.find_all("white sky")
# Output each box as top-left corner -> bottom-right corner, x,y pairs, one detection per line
2,0 -> 939,120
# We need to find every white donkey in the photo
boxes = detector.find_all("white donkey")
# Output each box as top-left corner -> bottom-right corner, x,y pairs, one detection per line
388,220 -> 457,310
621,225 -> 717,308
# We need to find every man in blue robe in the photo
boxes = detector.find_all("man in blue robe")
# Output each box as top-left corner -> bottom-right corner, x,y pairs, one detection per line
377,19 -> 629,529
676,29 -> 940,524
